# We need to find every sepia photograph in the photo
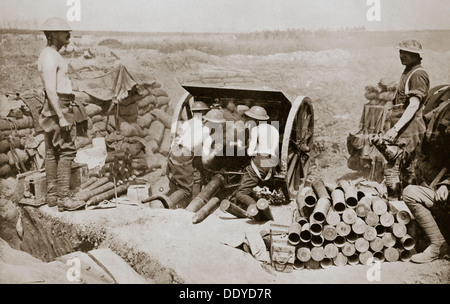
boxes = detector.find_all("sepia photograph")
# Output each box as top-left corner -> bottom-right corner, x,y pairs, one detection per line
0,0 -> 449,290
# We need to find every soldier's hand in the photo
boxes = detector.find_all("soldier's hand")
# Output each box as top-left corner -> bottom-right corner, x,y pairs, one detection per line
383,128 -> 398,143
435,185 -> 449,203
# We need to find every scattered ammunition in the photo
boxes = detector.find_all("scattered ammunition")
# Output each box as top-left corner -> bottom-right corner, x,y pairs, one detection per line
323,225 -> 337,241
311,234 -> 324,247
365,211 -> 379,227
382,232 -> 396,248
352,218 -> 367,234
355,196 -> 371,217
342,208 -> 357,225
391,222 -> 407,238
324,243 -> 339,259
246,204 -> 263,221
312,197 -> 331,223
400,234 -> 415,251
348,254 -> 360,265
297,247 -> 311,262
192,197 -> 221,224
355,238 -> 370,253
304,188 -> 317,208
333,252 -> 348,267
331,189 -> 346,213
372,197 -> 388,215
336,221 -> 351,237
333,235 -> 346,248
337,180 -> 358,208
359,251 -> 374,265
375,224 -> 386,237
312,179 -> 331,200
300,223 -> 312,243
373,251 -> 385,263
342,242 -> 356,257
346,230 -> 358,243
311,246 -> 325,262
370,237 -> 384,252
288,223 -> 302,246
257,198 -> 274,221
396,210 -> 411,225
400,249 -> 412,262
186,174 -> 225,213
326,209 -> 341,226
220,199 -> 248,218
380,212 -> 395,228
384,247 -> 400,262
320,258 -> 333,269
363,226 -> 377,241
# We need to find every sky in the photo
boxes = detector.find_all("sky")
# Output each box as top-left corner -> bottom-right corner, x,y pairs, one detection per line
1,0 -> 449,33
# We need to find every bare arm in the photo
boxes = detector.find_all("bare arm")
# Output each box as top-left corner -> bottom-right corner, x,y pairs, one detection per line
393,96 -> 420,132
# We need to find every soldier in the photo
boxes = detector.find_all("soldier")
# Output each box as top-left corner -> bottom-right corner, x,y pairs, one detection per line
38,17 -> 88,211
235,106 -> 280,207
166,103 -> 223,208
402,96 -> 450,263
373,39 -> 430,199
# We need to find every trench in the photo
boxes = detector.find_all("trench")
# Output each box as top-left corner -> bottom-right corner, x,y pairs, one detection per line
1,204 -> 182,284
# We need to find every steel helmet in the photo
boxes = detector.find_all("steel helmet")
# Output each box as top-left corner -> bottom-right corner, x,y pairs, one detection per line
245,105 -> 269,120
191,101 -> 209,112
396,39 -> 423,54
40,17 -> 72,32
203,109 -> 226,124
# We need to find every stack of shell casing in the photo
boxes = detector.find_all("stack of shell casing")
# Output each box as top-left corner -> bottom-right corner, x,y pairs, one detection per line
291,179 -> 416,270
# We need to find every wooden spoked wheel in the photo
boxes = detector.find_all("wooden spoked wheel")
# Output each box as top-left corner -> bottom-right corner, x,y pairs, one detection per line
280,96 -> 314,199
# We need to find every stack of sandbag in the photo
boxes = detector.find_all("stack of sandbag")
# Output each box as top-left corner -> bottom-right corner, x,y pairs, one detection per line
0,114 -> 44,177
363,78 -> 397,105
81,83 -> 175,180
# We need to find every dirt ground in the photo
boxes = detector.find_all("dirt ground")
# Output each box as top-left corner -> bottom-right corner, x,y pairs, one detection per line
1,31 -> 450,284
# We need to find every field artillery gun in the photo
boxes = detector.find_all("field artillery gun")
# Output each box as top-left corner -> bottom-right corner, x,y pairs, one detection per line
147,85 -> 314,217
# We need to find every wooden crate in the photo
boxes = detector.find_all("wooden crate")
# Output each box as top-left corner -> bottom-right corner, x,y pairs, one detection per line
270,223 -> 295,273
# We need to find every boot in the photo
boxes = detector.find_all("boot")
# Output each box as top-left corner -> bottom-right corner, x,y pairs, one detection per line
45,151 -> 58,207
409,203 -> 448,263
57,158 -> 85,212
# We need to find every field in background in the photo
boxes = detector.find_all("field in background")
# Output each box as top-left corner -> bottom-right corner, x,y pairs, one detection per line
1,29 -> 449,182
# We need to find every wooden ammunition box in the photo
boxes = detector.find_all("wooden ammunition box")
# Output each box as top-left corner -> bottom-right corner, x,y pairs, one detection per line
70,162 -> 89,190
270,223 -> 295,273
16,170 -> 47,206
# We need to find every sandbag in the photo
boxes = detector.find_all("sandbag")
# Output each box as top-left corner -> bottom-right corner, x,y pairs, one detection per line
144,138 -> 159,154
138,103 -> 154,116
75,136 -> 92,149
85,104 -> 103,117
91,114 -> 104,123
158,128 -> 172,157
137,95 -> 156,109
118,103 -> 138,116
0,153 -> 9,166
119,121 -> 139,137
7,149 -> 28,166
152,88 -> 168,97
147,120 -> 165,145
120,114 -> 139,124
0,140 -> 10,153
0,164 -> 11,176
137,113 -> 154,129
150,109 -> 172,129
93,121 -> 115,134
131,122 -> 147,138
156,96 -> 170,108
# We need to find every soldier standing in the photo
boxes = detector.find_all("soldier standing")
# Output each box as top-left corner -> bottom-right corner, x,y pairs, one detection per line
38,17 -> 87,211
